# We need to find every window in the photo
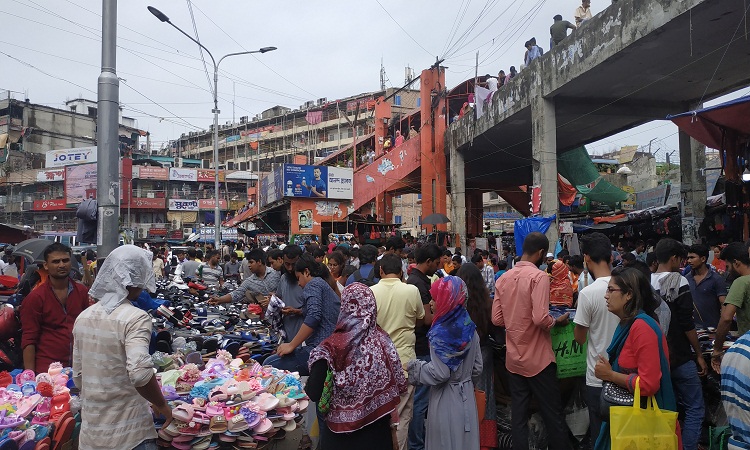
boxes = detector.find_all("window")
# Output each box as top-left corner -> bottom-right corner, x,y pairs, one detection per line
418,216 -> 422,225
69,106 -> 76,113
395,215 -> 402,224
396,195 -> 402,199
489,192 -> 498,200
87,107 -> 97,117
347,128 -> 353,138
417,194 -> 422,200
328,132 -> 336,142
416,98 -> 421,107
394,95 -> 402,106
357,127 -> 364,136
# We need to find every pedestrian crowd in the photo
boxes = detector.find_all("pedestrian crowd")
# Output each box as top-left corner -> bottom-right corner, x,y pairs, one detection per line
7,226 -> 750,449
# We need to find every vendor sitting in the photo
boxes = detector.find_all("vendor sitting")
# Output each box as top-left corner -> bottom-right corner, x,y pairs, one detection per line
20,242 -> 89,373
209,249 -> 280,306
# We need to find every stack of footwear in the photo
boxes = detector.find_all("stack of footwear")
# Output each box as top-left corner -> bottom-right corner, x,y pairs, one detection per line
0,363 -> 79,450
155,352 -> 309,449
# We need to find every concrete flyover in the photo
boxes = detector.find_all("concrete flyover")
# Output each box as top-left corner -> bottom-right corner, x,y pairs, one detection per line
445,0 -> 750,246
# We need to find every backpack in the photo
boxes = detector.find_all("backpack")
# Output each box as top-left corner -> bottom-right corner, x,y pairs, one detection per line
353,268 -> 378,287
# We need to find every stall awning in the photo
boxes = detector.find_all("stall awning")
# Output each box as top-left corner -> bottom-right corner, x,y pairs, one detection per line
667,96 -> 750,150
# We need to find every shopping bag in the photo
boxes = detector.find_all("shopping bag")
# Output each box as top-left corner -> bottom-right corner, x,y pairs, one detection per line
609,378 -> 678,450
708,426 -> 730,450
474,389 -> 486,421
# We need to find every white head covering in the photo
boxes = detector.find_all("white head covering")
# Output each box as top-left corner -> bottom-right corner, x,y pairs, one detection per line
89,245 -> 156,314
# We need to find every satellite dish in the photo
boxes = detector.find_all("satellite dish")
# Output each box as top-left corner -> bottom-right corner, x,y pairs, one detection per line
617,165 -> 632,174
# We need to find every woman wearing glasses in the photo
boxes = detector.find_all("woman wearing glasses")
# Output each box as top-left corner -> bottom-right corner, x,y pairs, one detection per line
593,267 -> 679,449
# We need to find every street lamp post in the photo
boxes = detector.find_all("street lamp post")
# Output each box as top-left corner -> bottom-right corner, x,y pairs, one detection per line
148,6 -> 276,248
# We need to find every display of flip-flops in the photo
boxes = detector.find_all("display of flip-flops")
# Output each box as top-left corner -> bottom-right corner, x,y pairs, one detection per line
155,350 -> 308,449
0,363 -> 77,450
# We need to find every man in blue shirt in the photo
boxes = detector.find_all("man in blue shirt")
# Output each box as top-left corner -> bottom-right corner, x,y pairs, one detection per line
345,244 -> 380,286
685,244 -> 727,329
302,167 -> 327,198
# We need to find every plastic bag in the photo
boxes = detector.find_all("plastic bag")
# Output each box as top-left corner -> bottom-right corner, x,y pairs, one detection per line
609,379 -> 678,450
565,382 -> 590,440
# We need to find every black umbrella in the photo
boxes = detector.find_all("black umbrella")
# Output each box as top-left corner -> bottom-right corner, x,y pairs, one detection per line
421,213 -> 451,225
12,238 -> 53,264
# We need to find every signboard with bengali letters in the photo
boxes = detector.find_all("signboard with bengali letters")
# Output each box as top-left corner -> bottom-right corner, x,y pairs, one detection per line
36,169 -> 65,182
169,168 -> 197,182
168,199 -> 199,211
135,166 -> 169,180
198,199 -> 228,210
197,170 -> 226,183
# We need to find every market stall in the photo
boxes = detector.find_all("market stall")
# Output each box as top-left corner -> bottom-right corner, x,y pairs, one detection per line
0,278 -> 306,449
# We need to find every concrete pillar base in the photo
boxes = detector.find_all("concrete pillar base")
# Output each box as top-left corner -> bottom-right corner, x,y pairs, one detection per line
679,103 -> 707,246
531,95 -> 559,252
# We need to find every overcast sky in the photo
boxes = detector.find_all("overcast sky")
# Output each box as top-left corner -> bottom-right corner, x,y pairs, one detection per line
2,0 -> 747,162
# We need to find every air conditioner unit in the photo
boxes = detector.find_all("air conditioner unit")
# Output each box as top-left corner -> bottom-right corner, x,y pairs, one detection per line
183,227 -> 192,235
239,162 -> 248,171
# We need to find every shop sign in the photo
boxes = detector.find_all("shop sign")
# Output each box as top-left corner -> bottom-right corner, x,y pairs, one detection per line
135,166 -> 168,180
167,229 -> 184,240
225,135 -> 241,143
197,170 -> 226,182
198,199 -> 228,210
32,199 -> 68,210
621,185 -> 636,211
46,146 -> 97,168
168,199 -> 199,211
131,197 -> 166,209
635,185 -> 669,210
169,167 -> 197,182
148,228 -> 168,236
199,227 -> 238,241
36,169 -> 65,182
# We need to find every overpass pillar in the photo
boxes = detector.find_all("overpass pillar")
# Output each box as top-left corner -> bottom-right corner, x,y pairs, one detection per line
420,65 -> 448,232
449,144 -> 467,243
679,104 -> 706,245
531,95 -> 559,252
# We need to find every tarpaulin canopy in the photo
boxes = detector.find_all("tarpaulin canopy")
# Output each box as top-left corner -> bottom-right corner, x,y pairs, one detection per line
514,215 -> 556,252
557,147 -> 629,207
667,95 -> 750,150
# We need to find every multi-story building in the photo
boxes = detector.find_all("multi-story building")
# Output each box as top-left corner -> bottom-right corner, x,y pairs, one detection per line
172,88 -> 420,173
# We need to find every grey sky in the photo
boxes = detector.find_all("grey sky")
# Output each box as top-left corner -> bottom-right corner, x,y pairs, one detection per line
2,0 -> 746,161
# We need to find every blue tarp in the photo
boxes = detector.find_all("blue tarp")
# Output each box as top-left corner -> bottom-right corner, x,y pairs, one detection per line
514,215 -> 556,251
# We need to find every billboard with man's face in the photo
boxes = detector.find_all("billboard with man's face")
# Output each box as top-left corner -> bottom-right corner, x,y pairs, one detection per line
282,164 -> 352,200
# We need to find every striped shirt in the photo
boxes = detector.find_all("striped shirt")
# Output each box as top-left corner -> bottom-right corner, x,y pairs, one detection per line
721,331 -> 750,450
73,302 -> 157,450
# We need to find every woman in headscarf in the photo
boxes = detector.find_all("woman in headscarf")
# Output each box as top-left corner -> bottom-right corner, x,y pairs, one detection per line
406,276 -> 483,450
72,245 -> 172,450
548,259 -> 574,307
306,283 -> 407,449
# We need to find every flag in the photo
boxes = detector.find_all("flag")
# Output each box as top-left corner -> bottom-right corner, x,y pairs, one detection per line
305,110 -> 323,125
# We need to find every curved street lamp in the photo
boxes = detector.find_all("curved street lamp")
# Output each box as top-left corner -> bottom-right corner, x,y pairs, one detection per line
148,6 -> 276,248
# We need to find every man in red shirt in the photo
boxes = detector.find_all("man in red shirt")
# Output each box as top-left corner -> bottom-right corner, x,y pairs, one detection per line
21,242 -> 89,373
493,232 -> 570,450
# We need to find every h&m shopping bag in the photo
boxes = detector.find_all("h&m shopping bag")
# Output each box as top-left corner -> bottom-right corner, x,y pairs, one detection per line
609,378 -> 678,450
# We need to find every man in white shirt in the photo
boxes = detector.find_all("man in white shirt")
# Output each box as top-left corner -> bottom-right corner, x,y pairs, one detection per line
574,0 -> 592,26
573,232 -> 619,445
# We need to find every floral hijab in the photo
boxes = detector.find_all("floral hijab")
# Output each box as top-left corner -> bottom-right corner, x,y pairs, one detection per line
427,276 -> 476,371
308,283 -> 406,433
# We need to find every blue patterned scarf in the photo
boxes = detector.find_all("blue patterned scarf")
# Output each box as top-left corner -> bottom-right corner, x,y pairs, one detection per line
427,276 -> 476,371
